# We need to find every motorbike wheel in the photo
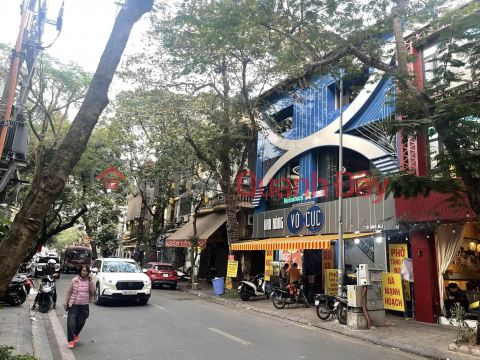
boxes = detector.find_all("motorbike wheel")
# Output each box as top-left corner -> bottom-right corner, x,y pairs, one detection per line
337,303 -> 348,325
316,303 -> 331,320
8,291 -> 26,306
272,294 -> 286,309
39,298 -> 51,313
240,289 -> 250,301
265,291 -> 271,299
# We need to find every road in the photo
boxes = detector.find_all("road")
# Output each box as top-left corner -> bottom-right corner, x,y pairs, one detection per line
35,273 -> 426,360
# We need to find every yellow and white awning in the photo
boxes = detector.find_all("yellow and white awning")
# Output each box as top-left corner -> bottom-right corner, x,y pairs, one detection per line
230,233 -> 375,251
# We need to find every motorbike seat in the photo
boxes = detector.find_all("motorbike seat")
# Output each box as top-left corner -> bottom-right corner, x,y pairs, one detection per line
318,294 -> 336,300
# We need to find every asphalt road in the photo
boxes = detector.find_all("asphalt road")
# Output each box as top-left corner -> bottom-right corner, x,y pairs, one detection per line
38,273 -> 426,360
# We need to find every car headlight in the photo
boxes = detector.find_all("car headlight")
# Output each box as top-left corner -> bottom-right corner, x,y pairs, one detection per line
143,278 -> 151,284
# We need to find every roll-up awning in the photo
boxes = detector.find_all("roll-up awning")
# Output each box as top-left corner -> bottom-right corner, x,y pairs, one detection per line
230,233 -> 375,251
165,211 -> 227,248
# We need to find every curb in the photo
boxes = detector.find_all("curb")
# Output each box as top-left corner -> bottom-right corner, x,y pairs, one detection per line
182,288 -> 468,360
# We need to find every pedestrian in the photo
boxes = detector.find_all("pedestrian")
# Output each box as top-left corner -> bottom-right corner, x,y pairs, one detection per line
444,282 -> 469,318
32,259 -> 59,310
287,263 -> 301,284
63,266 -> 96,349
279,263 -> 289,289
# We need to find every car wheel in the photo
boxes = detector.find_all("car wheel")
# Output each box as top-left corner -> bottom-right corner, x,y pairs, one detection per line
170,284 -> 177,290
138,298 -> 149,305
94,284 -> 104,305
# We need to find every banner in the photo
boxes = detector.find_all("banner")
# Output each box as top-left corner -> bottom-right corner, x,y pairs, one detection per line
326,269 -> 338,295
322,244 -> 335,289
382,273 -> 405,311
227,260 -> 238,278
389,244 -> 411,301
225,277 -> 232,290
265,250 -> 274,281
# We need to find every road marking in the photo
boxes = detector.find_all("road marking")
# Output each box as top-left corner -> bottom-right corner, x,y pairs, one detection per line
208,328 -> 251,346
151,303 -> 165,310
48,310 -> 76,360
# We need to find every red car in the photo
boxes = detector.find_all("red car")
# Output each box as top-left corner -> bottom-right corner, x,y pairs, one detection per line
143,263 -> 178,290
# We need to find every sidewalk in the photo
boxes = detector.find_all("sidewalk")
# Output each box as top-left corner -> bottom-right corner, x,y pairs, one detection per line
0,302 -> 34,356
178,281 -> 470,360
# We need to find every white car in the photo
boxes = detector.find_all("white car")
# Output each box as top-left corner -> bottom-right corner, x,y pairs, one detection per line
34,255 -> 61,278
91,258 -> 151,305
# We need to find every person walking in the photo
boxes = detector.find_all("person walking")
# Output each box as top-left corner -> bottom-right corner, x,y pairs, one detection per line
63,266 -> 95,349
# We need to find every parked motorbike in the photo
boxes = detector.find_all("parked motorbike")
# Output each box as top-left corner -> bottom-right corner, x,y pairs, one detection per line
0,276 -> 27,306
206,266 -> 218,284
18,262 -> 28,274
238,274 -> 270,301
314,293 -> 348,325
271,280 -> 309,309
14,274 -> 32,295
176,266 -> 191,282
37,275 -> 56,313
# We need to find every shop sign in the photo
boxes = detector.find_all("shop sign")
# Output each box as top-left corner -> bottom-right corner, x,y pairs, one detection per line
287,209 -> 304,234
265,250 -> 274,281
304,206 -> 324,233
389,244 -> 411,301
326,269 -> 338,295
284,195 -> 304,204
322,245 -> 335,289
165,239 -> 207,248
225,277 -> 232,290
264,216 -> 284,231
227,260 -> 238,278
382,273 -> 405,311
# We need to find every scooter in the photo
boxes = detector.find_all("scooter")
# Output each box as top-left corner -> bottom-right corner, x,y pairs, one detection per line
238,274 -> 270,301
176,266 -> 191,282
14,274 -> 32,295
206,266 -> 218,284
0,276 -> 27,306
271,280 -> 309,309
37,275 -> 56,313
314,293 -> 348,325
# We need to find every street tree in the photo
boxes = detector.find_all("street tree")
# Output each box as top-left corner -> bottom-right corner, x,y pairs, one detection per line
121,0 -> 282,249
0,0 -> 154,298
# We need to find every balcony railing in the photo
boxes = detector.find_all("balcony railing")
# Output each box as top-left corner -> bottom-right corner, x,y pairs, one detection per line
203,195 -> 253,209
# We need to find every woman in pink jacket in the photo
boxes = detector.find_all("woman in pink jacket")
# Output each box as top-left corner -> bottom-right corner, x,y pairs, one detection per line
63,266 -> 96,349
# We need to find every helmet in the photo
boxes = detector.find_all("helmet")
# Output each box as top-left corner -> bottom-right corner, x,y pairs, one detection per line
47,259 -> 56,265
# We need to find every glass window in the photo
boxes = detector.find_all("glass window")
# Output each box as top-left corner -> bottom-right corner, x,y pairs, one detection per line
102,261 -> 141,273
154,265 -> 175,271
69,250 -> 92,260
266,159 -> 299,209
179,197 -> 192,216
92,260 -> 101,269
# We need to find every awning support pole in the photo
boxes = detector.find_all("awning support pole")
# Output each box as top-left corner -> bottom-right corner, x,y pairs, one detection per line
338,73 -> 345,296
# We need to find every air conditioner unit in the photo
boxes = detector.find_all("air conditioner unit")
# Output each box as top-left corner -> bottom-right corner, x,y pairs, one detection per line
247,215 -> 254,225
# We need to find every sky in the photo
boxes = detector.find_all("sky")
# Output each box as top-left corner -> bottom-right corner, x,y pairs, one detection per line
0,0 -> 153,92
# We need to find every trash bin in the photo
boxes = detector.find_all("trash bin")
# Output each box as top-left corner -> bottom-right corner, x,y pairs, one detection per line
212,278 -> 225,296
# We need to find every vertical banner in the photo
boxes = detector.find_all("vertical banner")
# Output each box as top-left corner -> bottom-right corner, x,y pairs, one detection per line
227,260 -> 238,278
389,244 -> 411,301
322,244 -> 335,289
225,277 -> 232,290
326,269 -> 339,295
382,273 -> 405,311
265,249 -> 274,281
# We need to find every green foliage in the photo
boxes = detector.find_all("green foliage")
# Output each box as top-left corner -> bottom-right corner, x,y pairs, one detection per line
449,305 -> 474,344
0,345 -> 37,360
94,223 -> 120,254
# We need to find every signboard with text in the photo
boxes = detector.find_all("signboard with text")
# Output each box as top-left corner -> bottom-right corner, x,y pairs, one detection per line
225,277 -> 232,290
389,244 -> 411,301
326,269 -> 339,295
382,272 -> 405,311
322,244 -> 335,289
265,250 -> 274,281
227,260 -> 238,278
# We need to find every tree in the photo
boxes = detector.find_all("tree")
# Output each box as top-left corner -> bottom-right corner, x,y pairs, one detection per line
94,223 -> 121,257
0,0 -> 154,298
121,0 -> 282,249
45,227 -> 82,252
232,0 -> 480,217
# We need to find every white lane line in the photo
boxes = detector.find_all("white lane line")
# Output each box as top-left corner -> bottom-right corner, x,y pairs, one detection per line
151,303 -> 165,310
48,310 -> 76,360
208,328 -> 251,346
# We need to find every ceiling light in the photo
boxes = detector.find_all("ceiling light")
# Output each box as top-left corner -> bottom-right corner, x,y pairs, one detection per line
354,238 -> 360,244
375,237 -> 383,243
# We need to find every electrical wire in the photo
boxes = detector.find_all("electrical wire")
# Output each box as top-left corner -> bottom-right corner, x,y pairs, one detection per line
361,285 -> 371,329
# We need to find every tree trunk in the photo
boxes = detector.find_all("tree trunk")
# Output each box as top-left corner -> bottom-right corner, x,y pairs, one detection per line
224,192 -> 239,249
0,0 -> 154,298
83,215 -> 98,259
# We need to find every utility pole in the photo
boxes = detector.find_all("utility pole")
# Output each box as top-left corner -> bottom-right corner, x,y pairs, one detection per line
337,73 -> 345,296
0,0 -> 64,211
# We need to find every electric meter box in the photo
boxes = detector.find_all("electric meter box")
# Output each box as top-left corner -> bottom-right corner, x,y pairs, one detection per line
347,285 -> 363,308
358,264 -> 370,285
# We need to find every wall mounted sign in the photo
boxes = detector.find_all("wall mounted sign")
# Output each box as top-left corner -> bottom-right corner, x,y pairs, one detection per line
305,206 -> 324,233
326,269 -> 339,295
389,244 -> 411,301
287,209 -> 304,234
264,216 -> 284,231
382,273 -> 405,311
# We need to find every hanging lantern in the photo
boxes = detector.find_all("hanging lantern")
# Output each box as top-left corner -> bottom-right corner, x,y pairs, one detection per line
204,196 -> 209,203
470,241 -> 477,251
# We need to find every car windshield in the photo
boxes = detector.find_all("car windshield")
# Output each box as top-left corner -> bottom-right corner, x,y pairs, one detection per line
154,265 -> 174,271
102,261 -> 141,273
69,250 -> 92,259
